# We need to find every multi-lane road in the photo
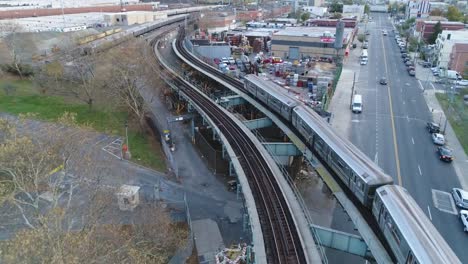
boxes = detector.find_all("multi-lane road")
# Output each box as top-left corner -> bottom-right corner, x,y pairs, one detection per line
350,12 -> 468,262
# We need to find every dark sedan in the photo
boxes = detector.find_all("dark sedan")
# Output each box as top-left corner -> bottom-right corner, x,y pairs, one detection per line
437,146 -> 454,162
427,122 -> 441,133
380,77 -> 387,85
408,69 -> 415,76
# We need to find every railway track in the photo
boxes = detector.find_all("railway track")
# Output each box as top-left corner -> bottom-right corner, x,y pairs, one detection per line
153,31 -> 307,264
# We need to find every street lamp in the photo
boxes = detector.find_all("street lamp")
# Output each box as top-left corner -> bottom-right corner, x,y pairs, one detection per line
125,120 -> 129,150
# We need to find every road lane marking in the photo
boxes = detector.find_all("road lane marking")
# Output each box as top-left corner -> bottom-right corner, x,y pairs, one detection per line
418,80 -> 424,90
374,152 -> 379,165
381,31 -> 403,185
430,82 -> 436,90
418,165 -> 422,176
427,206 -> 432,221
412,137 -> 415,144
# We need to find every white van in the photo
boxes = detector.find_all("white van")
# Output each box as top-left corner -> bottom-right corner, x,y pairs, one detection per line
352,94 -> 363,113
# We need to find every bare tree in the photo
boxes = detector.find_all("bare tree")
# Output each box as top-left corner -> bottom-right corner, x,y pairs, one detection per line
0,114 -> 188,263
100,39 -> 158,129
0,22 -> 28,78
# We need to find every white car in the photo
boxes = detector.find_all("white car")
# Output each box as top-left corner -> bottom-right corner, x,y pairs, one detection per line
453,188 -> 468,209
456,79 -> 468,86
460,210 -> 468,232
360,59 -> 368,65
431,133 -> 445,145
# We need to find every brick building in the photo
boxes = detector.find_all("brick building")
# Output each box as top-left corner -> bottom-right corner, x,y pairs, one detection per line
449,43 -> 468,75
420,21 -> 465,41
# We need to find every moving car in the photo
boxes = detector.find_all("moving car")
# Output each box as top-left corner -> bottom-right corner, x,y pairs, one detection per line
432,133 -> 445,145
437,146 -> 454,162
382,30 -> 387,36
460,210 -> 468,232
452,188 -> 468,209
380,77 -> 387,85
352,94 -> 363,113
427,122 -> 441,133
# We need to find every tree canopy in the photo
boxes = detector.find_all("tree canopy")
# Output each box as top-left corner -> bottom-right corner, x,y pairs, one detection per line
428,21 -> 442,44
446,5 -> 464,22
329,1 -> 343,13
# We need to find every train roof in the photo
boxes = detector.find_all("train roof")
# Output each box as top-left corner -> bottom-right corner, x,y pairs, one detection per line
377,185 -> 461,264
293,106 -> 393,186
244,74 -> 299,108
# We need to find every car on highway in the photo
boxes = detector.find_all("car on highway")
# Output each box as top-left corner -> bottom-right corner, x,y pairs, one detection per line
432,133 -> 445,145
455,79 -> 468,86
380,77 -> 387,85
427,122 -> 441,133
382,30 -> 388,36
452,188 -> 468,209
408,69 -> 416,76
460,210 -> 468,232
437,146 -> 454,162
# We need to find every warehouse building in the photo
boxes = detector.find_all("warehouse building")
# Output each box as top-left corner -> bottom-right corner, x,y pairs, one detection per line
270,26 -> 354,60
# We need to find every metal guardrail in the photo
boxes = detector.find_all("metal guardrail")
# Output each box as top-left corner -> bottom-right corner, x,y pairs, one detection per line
251,130 -> 328,264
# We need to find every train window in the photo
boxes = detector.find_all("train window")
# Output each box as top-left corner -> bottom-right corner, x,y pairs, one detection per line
405,251 -> 418,264
301,122 -> 311,134
387,217 -> 402,246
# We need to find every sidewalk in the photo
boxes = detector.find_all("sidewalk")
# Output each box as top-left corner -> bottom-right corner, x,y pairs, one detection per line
423,89 -> 468,189
413,58 -> 468,189
328,43 -> 363,137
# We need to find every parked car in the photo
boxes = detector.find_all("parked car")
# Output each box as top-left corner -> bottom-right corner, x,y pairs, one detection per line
427,122 -> 441,133
437,146 -> 454,162
407,66 -> 415,71
455,79 -> 468,86
422,62 -> 432,68
406,61 -> 414,66
432,133 -> 445,145
404,57 -> 411,63
380,77 -> 387,85
464,95 -> 468,106
433,71 -> 440,76
460,210 -> 468,232
453,188 -> 468,209
408,69 -> 416,76
401,53 -> 408,58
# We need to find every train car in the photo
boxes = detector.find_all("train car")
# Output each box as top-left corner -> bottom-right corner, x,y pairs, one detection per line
244,74 -> 298,121
292,106 -> 393,207
373,185 -> 461,264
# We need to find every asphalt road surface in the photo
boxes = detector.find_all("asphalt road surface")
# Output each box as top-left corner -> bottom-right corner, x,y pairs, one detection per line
350,12 -> 468,262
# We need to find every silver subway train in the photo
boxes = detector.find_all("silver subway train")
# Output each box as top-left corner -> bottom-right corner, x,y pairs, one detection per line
243,74 -> 460,263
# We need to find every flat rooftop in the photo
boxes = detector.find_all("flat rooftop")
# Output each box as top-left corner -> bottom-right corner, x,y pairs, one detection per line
0,12 -> 106,31
273,26 -> 353,38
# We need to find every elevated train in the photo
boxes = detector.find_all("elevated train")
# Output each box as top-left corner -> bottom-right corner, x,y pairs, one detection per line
243,74 -> 460,264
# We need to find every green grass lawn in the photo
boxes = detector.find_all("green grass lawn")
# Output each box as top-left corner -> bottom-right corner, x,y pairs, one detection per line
0,79 -> 166,171
436,91 -> 468,155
